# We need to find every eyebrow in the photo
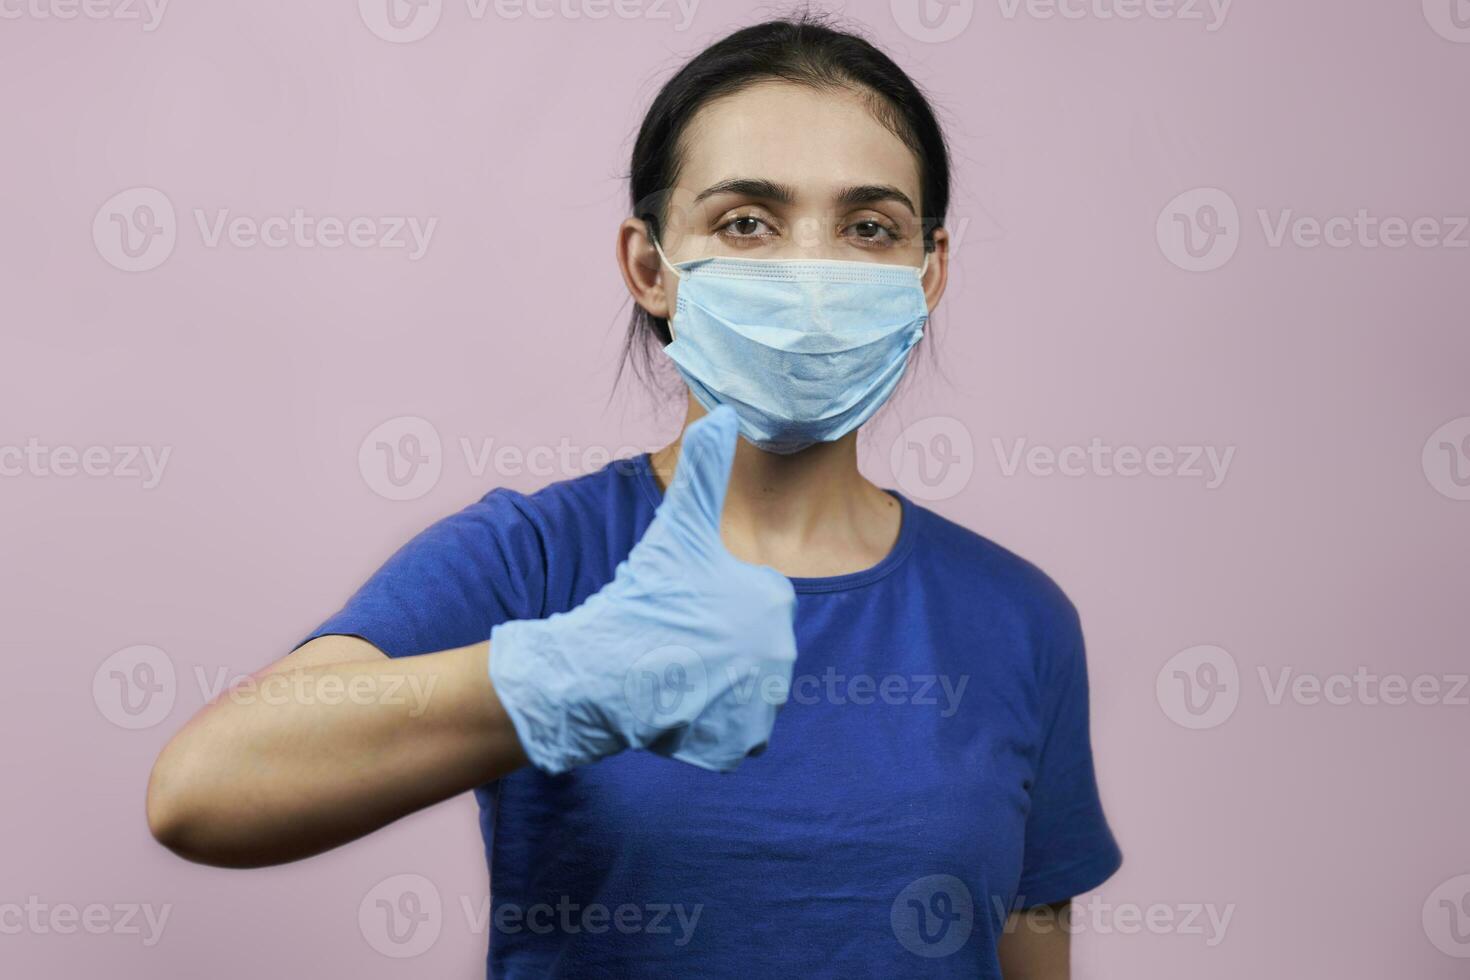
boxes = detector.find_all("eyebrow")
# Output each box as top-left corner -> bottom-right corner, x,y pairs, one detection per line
693,178 -> 918,216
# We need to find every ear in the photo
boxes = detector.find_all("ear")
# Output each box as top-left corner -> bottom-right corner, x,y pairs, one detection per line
921,225 -> 951,312
616,217 -> 673,321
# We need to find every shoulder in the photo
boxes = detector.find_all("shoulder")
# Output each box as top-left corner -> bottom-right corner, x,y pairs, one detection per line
903,498 -> 1082,648
485,455 -> 648,540
440,455 -> 644,529
374,457 -> 641,574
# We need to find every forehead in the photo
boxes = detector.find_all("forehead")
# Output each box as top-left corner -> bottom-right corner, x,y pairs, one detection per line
676,81 -> 922,204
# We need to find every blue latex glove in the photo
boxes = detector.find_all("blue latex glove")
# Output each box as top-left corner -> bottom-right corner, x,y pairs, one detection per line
489,406 -> 798,774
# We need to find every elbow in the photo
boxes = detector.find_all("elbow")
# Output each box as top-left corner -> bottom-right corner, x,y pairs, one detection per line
146,749 -> 196,858
146,744 -> 285,869
146,744 -> 228,865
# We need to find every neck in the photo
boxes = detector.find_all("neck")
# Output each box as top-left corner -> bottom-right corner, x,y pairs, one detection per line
648,398 -> 902,577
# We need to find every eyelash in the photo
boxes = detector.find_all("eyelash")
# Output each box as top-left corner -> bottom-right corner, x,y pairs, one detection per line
713,212 -> 904,248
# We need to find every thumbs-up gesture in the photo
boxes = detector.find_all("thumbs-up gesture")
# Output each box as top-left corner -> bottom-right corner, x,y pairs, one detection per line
490,406 -> 799,774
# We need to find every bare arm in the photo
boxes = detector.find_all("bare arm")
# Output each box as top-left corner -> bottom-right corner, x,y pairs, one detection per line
145,635 -> 528,868
997,901 -> 1071,980
147,409 -> 791,870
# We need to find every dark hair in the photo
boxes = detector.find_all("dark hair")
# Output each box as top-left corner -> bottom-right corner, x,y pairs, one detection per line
620,11 -> 951,393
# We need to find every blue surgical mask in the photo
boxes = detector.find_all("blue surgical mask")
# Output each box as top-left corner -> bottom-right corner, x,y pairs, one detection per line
654,239 -> 930,454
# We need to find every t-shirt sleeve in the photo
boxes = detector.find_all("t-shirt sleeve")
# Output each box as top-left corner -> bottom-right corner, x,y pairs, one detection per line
1014,598 -> 1123,908
297,489 -> 548,658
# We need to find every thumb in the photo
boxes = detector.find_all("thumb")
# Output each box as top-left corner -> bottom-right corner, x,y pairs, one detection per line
663,405 -> 739,535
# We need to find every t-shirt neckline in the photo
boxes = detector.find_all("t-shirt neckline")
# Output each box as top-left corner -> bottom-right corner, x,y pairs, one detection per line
629,452 -> 917,594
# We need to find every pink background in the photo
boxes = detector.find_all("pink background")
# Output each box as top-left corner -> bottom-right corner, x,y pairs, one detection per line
3,0 -> 1468,976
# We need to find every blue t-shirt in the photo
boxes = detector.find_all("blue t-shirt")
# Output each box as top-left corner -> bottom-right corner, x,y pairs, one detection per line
305,453 -> 1121,977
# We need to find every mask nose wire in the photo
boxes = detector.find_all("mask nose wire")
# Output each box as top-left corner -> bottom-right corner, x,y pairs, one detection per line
654,232 -> 930,281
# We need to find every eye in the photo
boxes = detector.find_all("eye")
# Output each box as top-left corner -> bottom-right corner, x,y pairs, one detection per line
844,218 -> 900,247
716,213 -> 776,241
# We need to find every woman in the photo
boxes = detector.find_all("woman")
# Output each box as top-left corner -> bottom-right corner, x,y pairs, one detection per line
147,15 -> 1121,978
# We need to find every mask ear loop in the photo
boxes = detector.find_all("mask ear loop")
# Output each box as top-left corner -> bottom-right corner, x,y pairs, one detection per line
650,233 -> 683,281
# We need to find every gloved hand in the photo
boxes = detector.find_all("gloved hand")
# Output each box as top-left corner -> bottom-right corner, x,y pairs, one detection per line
489,405 -> 799,774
